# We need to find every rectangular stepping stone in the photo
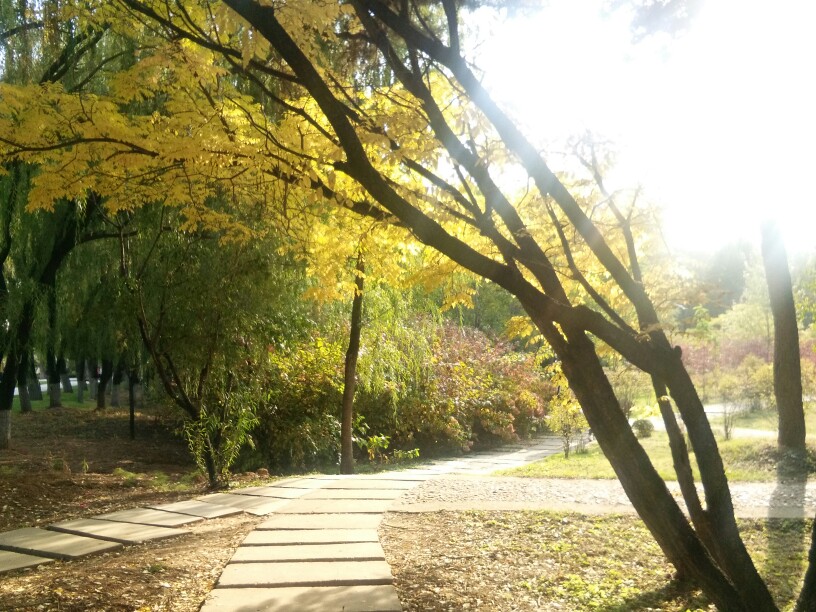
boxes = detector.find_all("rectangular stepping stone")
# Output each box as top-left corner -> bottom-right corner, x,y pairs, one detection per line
273,477 -> 342,489
231,542 -> 385,562
217,560 -> 393,588
0,550 -> 53,574
276,499 -> 392,514
200,585 -> 401,612
302,489 -> 405,500
49,519 -> 187,545
244,529 -> 379,545
147,500 -> 242,519
197,493 -> 286,515
233,486 -> 312,499
257,514 -> 382,530
94,507 -> 202,527
0,527 -> 121,560
321,480 -> 418,490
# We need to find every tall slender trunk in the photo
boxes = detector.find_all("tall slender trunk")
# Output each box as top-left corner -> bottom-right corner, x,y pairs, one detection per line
27,357 -> 42,401
96,358 -> 113,410
761,222 -> 806,452
128,368 -> 138,440
17,352 -> 32,414
111,358 -> 125,408
58,355 -> 73,393
88,358 -> 98,400
340,255 -> 365,475
76,358 -> 85,403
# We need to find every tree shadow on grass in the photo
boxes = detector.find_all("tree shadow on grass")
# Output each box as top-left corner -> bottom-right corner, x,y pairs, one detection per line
760,449 -> 812,607
596,579 -> 710,612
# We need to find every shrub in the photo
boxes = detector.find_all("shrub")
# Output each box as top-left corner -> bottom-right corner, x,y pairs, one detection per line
632,419 -> 655,439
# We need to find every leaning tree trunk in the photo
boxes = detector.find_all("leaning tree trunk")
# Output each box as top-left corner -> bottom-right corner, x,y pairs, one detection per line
761,222 -> 806,453
340,255 -> 365,475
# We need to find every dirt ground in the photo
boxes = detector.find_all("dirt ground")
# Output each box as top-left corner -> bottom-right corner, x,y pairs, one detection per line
0,406 -> 263,611
1,406 -> 803,611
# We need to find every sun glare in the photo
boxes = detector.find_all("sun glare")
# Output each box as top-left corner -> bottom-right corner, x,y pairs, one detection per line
476,0 -> 816,255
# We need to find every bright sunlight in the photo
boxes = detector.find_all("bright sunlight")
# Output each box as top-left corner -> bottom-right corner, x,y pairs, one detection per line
476,0 -> 816,255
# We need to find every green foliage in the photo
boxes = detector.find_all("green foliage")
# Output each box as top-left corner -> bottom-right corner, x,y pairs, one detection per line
544,364 -> 588,458
631,419 -> 655,439
255,336 -> 344,471
182,393 -> 259,484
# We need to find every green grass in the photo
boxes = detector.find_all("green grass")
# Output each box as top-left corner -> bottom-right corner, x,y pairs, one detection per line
12,389 -> 97,412
500,433 -> 816,482
710,406 -> 816,437
451,511 -> 808,611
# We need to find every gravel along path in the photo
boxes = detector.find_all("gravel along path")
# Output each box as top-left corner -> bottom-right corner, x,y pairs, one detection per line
390,476 -> 816,519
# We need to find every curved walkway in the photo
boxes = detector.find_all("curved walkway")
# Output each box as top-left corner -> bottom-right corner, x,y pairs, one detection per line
2,433 -> 814,611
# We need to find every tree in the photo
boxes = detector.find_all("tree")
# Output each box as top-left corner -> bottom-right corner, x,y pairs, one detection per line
340,252 -> 365,474
761,221 -> 806,454
0,1 -> 810,607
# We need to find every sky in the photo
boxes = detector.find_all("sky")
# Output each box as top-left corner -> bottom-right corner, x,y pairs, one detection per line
473,0 -> 816,256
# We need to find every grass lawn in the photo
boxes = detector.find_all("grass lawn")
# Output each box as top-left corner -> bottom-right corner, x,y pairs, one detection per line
500,432 -> 816,482
709,406 -> 816,437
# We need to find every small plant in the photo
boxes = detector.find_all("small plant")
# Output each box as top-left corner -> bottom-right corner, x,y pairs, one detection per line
112,467 -> 141,487
631,419 -> 655,439
392,448 -> 420,462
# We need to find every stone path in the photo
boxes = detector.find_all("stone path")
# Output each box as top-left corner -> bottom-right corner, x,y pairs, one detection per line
0,436 -> 563,611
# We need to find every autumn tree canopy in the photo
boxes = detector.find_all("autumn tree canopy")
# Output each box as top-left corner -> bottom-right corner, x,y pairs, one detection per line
0,1 -> 812,610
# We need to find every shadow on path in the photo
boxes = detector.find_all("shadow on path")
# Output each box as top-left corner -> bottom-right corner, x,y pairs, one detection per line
763,451 -> 810,606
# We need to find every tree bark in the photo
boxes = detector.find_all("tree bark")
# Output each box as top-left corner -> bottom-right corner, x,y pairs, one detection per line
761,222 -> 806,452
58,356 -> 73,393
96,358 -> 113,410
340,254 -> 365,474
17,353 -> 32,414
27,357 -> 42,401
88,358 -> 98,400
76,358 -> 85,403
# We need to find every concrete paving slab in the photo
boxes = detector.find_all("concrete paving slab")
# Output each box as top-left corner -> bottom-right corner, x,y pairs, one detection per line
197,493 -> 286,515
232,486 -> 313,499
321,480 -> 419,490
0,550 -> 53,573
49,519 -> 188,545
276,499 -> 392,514
244,529 -> 379,545
301,489 -> 406,500
147,500 -> 242,519
94,507 -> 203,527
217,560 -> 393,588
0,527 -> 121,560
200,585 -> 401,612
263,478 -> 332,490
257,514 -> 382,530
231,542 -> 385,562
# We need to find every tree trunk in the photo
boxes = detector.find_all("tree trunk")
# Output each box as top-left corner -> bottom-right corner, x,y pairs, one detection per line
111,359 -> 125,408
76,359 -> 85,403
16,354 -> 32,414
0,408 -> 9,450
128,368 -> 138,440
27,357 -> 42,401
88,358 -> 98,400
58,356 -> 73,393
96,358 -> 113,410
761,222 -> 806,452
340,255 -> 365,474
46,348 -> 61,408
